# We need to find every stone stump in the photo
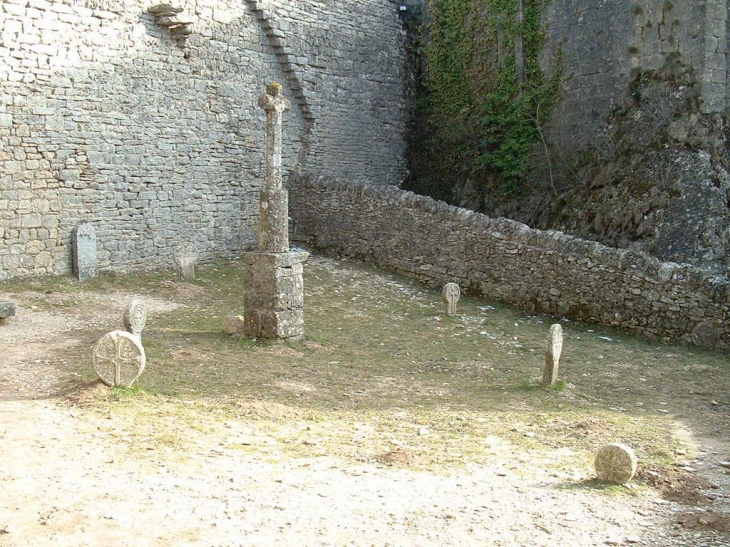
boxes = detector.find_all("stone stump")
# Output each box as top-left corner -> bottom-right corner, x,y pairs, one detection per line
442,283 -> 461,316
542,323 -> 563,387
72,223 -> 98,281
595,443 -> 637,484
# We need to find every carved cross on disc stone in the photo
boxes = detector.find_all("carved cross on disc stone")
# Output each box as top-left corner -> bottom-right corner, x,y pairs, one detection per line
92,330 -> 147,387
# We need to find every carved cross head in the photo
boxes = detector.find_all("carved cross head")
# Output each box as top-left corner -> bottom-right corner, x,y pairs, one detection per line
258,82 -> 291,113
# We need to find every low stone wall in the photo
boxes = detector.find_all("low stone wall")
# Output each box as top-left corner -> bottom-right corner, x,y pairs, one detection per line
289,176 -> 730,349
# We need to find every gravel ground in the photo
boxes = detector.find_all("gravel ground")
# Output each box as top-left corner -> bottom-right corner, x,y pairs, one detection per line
1,282 -> 729,546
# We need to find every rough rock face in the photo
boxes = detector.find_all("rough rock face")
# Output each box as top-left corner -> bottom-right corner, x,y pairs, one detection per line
548,148 -> 730,276
546,66 -> 730,275
476,63 -> 730,276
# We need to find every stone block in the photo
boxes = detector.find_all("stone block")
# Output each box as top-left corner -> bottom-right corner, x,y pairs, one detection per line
243,250 -> 308,340
243,308 -> 304,341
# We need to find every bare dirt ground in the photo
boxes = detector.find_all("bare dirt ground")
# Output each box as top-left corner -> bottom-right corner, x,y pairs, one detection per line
1,255 -> 729,546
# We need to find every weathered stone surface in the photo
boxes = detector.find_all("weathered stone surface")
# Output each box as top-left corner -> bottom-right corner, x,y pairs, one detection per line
259,189 -> 290,253
72,223 -> 98,282
92,330 -> 146,388
258,82 -> 290,194
0,301 -> 16,321
290,177 -> 730,350
542,324 -> 563,387
123,299 -> 147,339
595,443 -> 638,485
541,0 -> 726,156
243,251 -> 308,340
174,243 -> 197,281
257,83 -> 291,253
0,0 -> 407,280
244,308 -> 305,340
442,282 -> 460,316
148,4 -> 183,15
222,315 -> 245,336
242,83 -> 308,341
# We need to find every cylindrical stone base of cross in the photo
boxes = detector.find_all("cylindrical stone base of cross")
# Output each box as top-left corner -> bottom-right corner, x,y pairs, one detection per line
259,188 -> 290,253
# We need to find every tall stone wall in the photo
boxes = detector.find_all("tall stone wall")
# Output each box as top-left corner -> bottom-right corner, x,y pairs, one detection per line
256,0 -> 408,184
0,0 -> 407,279
290,176 -> 730,350
541,0 -> 727,151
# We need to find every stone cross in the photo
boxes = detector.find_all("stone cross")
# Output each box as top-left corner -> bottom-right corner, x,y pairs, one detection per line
92,330 -> 146,387
242,83 -> 308,341
257,82 -> 291,253
542,323 -> 563,387
73,223 -> 98,281
442,282 -> 461,316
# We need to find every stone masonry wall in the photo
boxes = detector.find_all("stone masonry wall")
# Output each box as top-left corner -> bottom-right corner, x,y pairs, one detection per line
258,0 -> 408,185
290,176 -> 730,350
541,0 -> 727,151
0,0 -> 407,279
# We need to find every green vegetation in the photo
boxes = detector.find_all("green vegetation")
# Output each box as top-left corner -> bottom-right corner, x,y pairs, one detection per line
408,0 -> 561,205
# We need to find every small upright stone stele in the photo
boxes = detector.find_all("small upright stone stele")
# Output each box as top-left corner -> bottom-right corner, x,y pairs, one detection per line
72,223 -> 98,282
442,282 -> 461,316
174,242 -> 197,281
542,323 -> 563,387
123,299 -> 147,340
242,82 -> 308,341
595,443 -> 638,484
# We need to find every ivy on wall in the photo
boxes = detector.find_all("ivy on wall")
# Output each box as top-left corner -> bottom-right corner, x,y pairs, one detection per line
407,0 -> 560,205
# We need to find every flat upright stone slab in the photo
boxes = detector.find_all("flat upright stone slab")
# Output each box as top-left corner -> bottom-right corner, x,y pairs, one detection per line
442,282 -> 460,316
92,330 -> 146,388
595,443 -> 637,484
174,242 -> 197,281
72,223 -> 98,281
542,323 -> 564,387
0,301 -> 16,323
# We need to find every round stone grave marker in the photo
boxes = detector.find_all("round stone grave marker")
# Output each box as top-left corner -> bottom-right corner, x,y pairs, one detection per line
595,442 -> 637,484
692,321 -> 719,347
92,330 -> 146,388
123,299 -> 147,337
